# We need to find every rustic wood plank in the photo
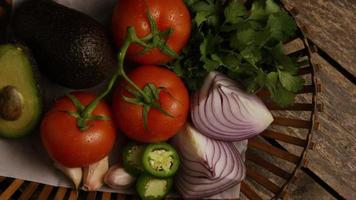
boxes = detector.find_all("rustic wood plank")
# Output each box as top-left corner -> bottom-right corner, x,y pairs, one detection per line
246,169 -> 280,194
101,192 -> 111,200
245,142 -> 339,200
283,0 -> 356,76
38,185 -> 53,200
87,191 -> 97,200
116,194 -> 125,200
68,190 -> 78,200
130,196 -> 140,200
266,103 -> 313,111
305,54 -> 356,199
283,38 -> 305,55
272,117 -> 311,129
258,84 -> 321,98
247,152 -> 291,179
249,138 -> 300,164
270,52 -> 356,199
288,171 -> 336,200
297,67 -> 313,75
0,179 -> 24,200
261,130 -> 307,147
18,182 -> 40,200
0,177 -> 6,183
241,182 -> 263,200
54,187 -> 67,200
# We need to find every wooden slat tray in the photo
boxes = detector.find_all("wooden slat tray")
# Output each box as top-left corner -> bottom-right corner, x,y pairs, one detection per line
0,0 -> 321,199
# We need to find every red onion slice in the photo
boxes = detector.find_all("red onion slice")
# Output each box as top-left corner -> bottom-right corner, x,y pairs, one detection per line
191,71 -> 273,141
171,123 -> 245,199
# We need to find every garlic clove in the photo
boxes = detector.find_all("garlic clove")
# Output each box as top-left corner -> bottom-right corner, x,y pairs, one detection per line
54,162 -> 82,189
82,156 -> 109,191
104,164 -> 136,189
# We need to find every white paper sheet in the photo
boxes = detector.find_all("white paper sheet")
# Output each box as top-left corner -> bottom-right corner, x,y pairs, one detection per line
0,0 -> 248,198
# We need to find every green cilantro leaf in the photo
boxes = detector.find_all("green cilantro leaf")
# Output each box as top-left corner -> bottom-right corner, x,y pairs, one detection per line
246,68 -> 266,93
249,0 -> 280,21
199,33 -> 222,57
224,1 -> 246,24
231,28 -> 256,50
270,42 -> 298,74
249,0 -> 267,21
222,53 -> 242,70
190,0 -> 215,26
241,45 -> 262,66
202,58 -> 220,71
265,0 -> 280,14
266,72 -> 295,107
278,70 -> 304,92
270,83 -> 296,107
266,11 -> 297,41
266,71 -> 279,89
184,0 -> 199,6
211,54 -> 223,65
195,11 -> 211,26
168,0 -> 301,107
170,60 -> 184,77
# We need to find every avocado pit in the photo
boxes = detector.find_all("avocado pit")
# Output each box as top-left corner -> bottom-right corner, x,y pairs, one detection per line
0,85 -> 24,121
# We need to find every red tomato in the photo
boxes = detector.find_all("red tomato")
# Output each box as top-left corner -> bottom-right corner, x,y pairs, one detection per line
112,65 -> 189,143
112,0 -> 191,64
41,92 -> 116,167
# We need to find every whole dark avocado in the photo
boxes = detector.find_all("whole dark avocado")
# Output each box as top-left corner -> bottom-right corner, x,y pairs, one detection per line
12,0 -> 116,89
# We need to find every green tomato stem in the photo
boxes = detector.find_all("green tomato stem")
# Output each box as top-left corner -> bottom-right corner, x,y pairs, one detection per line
76,12 -> 178,130
81,27 -> 150,121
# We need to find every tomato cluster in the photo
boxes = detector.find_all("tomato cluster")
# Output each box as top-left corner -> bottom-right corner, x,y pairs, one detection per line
41,0 -> 191,167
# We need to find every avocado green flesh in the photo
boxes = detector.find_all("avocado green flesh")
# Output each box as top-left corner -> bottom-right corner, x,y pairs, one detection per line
0,44 -> 41,138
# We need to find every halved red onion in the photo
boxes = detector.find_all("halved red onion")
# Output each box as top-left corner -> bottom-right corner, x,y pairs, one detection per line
171,123 -> 245,199
191,71 -> 273,141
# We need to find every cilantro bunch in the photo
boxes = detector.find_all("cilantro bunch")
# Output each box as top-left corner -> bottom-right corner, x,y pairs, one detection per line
168,0 -> 304,107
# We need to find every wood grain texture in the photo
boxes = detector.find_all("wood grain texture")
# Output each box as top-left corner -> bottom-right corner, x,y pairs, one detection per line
54,187 -> 67,200
305,53 -> 356,199
271,52 -> 356,199
38,185 -> 54,200
0,179 -> 24,200
68,190 -> 78,200
283,0 -> 356,76
18,182 -> 39,200
287,171 -> 336,200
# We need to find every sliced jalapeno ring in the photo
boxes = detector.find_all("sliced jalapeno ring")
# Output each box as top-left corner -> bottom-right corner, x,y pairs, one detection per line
122,142 -> 146,176
142,142 -> 180,178
136,173 -> 173,200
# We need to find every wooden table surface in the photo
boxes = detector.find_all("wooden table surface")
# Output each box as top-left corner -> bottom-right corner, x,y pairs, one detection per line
237,0 -> 356,199
0,0 -> 355,199
277,0 -> 355,199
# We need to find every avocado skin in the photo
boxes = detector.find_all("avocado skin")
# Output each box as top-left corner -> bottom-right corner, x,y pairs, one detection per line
12,0 -> 116,89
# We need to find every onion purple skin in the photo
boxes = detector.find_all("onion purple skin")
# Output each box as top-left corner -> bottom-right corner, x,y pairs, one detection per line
191,71 -> 274,142
171,123 -> 246,199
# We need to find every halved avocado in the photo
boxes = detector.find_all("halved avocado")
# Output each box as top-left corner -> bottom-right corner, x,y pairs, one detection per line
0,44 -> 42,139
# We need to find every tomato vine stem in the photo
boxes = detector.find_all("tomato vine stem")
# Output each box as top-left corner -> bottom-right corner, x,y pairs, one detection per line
71,13 -> 177,131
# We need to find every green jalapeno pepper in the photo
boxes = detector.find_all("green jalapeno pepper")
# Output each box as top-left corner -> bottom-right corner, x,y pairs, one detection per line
136,173 -> 173,200
142,143 -> 180,178
122,142 -> 146,176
